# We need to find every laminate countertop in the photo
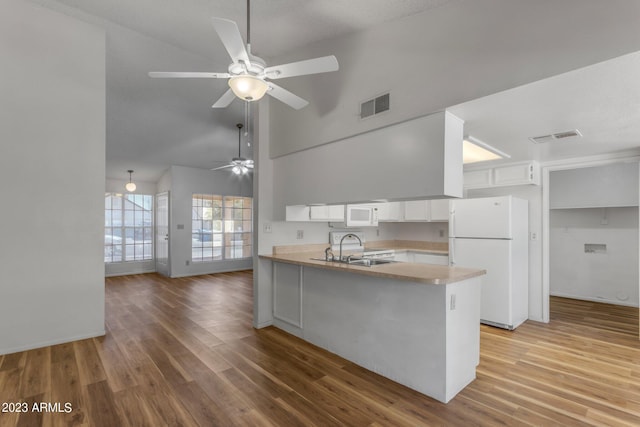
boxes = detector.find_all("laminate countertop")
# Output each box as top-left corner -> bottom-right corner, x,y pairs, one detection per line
259,250 -> 485,285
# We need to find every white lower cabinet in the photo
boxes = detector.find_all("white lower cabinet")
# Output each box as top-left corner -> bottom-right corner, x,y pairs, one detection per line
273,262 -> 303,334
393,250 -> 449,265
413,252 -> 449,265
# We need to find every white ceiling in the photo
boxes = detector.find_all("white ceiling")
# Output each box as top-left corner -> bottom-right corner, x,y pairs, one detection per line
30,0 -> 640,182
40,0 -> 454,59
449,50 -> 640,165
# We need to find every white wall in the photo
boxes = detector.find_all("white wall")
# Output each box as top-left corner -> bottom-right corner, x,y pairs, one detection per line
550,207 -> 639,306
272,112 -> 463,214
0,0 -> 106,354
467,185 -> 544,322
268,0 -> 640,158
168,165 -> 253,278
550,162 -> 639,208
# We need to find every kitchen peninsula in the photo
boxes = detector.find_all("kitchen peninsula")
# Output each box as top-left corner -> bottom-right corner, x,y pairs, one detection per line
260,243 -> 485,403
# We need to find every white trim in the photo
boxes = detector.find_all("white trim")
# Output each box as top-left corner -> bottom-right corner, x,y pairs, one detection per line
550,292 -> 639,308
541,153 -> 640,324
254,320 -> 274,329
168,266 -> 253,279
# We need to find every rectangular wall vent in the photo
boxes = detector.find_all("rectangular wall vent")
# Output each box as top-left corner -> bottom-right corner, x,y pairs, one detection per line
529,129 -> 582,144
360,93 -> 390,119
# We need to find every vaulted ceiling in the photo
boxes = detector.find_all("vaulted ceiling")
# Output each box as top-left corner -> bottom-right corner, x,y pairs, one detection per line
31,0 -> 640,182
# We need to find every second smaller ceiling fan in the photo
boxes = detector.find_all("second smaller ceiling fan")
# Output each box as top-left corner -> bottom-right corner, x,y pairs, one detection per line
212,123 -> 253,175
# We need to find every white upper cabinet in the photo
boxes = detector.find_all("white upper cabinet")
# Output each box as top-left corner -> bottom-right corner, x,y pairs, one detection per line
309,205 -> 345,221
285,205 -> 311,221
377,202 -> 404,221
429,199 -> 450,222
286,199 -> 449,223
464,161 -> 540,189
403,200 -> 449,222
463,169 -> 493,189
403,200 -> 429,221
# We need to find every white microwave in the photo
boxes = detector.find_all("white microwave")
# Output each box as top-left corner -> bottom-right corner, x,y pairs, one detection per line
345,204 -> 378,227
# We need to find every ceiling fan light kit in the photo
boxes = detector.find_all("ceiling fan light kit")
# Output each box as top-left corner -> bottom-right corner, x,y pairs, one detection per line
228,74 -> 269,101
211,123 -> 254,175
148,0 -> 338,110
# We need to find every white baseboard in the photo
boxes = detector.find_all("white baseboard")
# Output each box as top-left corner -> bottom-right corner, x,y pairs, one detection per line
550,292 -> 639,308
0,329 -> 106,356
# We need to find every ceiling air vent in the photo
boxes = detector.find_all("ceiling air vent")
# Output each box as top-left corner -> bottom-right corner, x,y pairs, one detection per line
529,129 -> 582,144
360,93 -> 390,119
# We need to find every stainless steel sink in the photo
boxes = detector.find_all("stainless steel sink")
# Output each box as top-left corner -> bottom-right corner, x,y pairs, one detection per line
347,258 -> 396,266
309,257 -> 396,267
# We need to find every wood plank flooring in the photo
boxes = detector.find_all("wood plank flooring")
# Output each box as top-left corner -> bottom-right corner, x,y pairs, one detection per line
1,271 -> 640,426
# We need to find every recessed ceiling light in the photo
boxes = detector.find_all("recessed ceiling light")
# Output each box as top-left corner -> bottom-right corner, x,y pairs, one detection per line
463,136 -> 510,164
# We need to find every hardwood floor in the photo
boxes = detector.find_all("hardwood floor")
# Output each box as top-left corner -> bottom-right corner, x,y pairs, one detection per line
1,271 -> 640,426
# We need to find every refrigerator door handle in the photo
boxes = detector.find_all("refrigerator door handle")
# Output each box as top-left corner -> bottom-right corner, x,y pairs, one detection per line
449,239 -> 455,266
450,208 -> 455,238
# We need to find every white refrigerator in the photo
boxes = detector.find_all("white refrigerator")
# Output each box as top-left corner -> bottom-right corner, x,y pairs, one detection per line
449,196 -> 528,330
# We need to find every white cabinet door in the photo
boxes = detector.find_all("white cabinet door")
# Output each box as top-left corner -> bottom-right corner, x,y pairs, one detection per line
377,202 -> 404,221
429,199 -> 450,222
404,200 -> 449,222
309,205 -> 344,221
273,262 -> 302,328
463,169 -> 493,189
286,205 -> 310,221
412,252 -> 449,265
464,161 -> 540,189
493,163 -> 538,186
403,200 -> 429,221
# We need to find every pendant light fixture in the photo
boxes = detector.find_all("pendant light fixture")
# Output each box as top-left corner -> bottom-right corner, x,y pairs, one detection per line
125,170 -> 137,192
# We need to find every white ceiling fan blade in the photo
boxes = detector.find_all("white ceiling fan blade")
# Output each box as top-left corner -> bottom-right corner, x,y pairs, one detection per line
264,55 -> 339,79
148,72 -> 230,78
212,88 -> 236,108
212,17 -> 251,66
211,164 -> 234,171
267,83 -> 309,110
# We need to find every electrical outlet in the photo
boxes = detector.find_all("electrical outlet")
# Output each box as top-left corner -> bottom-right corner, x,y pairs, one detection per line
296,230 -> 304,239
530,232 -> 538,241
450,294 -> 456,310
439,229 -> 445,238
376,228 -> 380,236
263,223 -> 272,233
185,260 -> 190,266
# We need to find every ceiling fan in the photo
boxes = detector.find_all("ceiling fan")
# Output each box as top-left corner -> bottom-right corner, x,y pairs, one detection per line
148,0 -> 339,110
211,123 -> 253,175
